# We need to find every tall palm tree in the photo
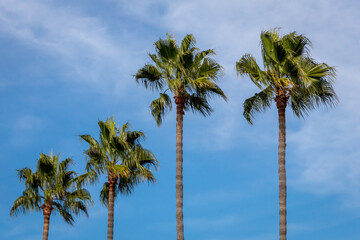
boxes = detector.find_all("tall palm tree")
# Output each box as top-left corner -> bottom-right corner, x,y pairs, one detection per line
236,29 -> 337,240
135,34 -> 227,240
10,152 -> 92,240
80,117 -> 158,240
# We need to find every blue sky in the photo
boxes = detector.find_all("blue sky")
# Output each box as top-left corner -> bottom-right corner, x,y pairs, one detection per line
1,0 -> 359,239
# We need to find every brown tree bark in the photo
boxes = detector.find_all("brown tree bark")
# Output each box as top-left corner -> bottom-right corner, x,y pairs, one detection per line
175,95 -> 186,240
41,204 -> 53,240
107,174 -> 117,240
276,95 -> 289,240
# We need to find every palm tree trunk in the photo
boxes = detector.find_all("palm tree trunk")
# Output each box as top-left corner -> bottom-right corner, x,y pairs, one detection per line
107,176 -> 117,240
42,206 -> 52,240
175,96 -> 186,240
276,95 -> 288,240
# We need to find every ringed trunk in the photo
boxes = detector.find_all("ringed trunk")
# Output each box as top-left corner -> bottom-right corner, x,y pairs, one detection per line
175,95 -> 186,240
41,205 -> 53,240
276,95 -> 288,240
107,175 -> 117,240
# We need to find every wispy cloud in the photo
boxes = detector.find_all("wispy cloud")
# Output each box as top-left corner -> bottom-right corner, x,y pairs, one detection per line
0,0 -> 137,91
0,0 -> 114,56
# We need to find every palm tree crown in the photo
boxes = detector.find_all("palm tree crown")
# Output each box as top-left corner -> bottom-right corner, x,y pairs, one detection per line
10,152 -> 92,224
80,118 -> 159,203
135,34 -> 227,125
237,29 -> 337,123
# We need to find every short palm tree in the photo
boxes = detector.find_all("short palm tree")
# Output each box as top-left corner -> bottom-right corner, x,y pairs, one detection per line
80,117 -> 158,240
135,34 -> 227,240
10,152 -> 92,240
236,29 -> 337,240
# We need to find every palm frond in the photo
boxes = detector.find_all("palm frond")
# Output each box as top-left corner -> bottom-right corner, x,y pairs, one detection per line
243,86 -> 274,124
58,158 -> 74,173
180,34 -> 196,53
236,54 -> 268,88
37,153 -> 55,177
155,36 -> 178,62
150,93 -> 172,126
290,78 -> 338,118
99,182 -> 110,206
135,64 -> 164,91
53,202 -> 75,225
10,189 -> 41,217
185,94 -> 213,116
281,32 -> 311,58
197,58 -> 223,82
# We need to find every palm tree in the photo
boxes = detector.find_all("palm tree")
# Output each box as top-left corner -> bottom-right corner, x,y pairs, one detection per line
10,152 -> 92,240
236,29 -> 337,240
80,117 -> 158,240
135,34 -> 227,240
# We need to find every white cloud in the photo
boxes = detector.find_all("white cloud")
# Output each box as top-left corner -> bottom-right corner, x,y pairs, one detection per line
0,1 -> 116,56
0,0 -> 137,92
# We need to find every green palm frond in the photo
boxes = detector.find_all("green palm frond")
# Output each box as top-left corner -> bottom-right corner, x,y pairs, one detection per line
37,153 -> 56,177
180,34 -> 196,53
10,189 -> 41,217
124,146 -> 159,171
236,54 -> 267,88
155,36 -> 178,62
80,135 -> 106,173
150,93 -> 172,126
53,201 -> 75,225
193,49 -> 215,67
197,58 -> 223,81
116,175 -> 135,196
99,182 -> 110,206
290,78 -> 337,118
58,158 -> 74,173
124,129 -> 145,147
79,134 -> 100,147
243,86 -> 274,124
75,170 -> 98,187
17,168 -> 40,191
110,164 -> 130,179
281,32 -> 311,58
194,81 -> 228,102
185,94 -> 213,116
135,64 -> 164,91
62,198 -> 89,217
